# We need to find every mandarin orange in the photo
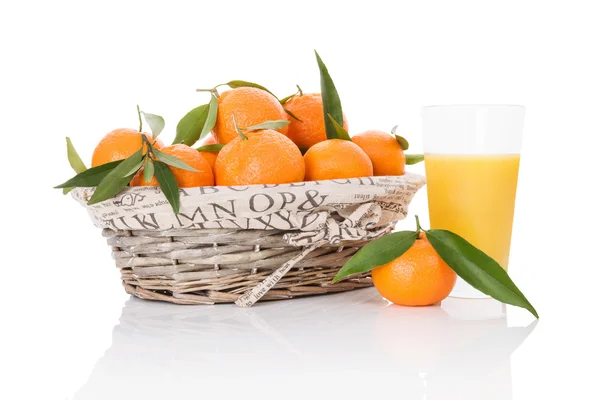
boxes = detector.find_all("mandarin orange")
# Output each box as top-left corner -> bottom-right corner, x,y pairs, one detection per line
212,87 -> 288,144
352,130 -> 406,176
371,232 -> 457,306
283,93 -> 348,148
303,139 -> 373,181
214,129 -> 304,186
91,128 -> 163,167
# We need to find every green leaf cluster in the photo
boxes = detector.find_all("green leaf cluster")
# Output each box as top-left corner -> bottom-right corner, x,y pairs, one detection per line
56,108 -> 198,215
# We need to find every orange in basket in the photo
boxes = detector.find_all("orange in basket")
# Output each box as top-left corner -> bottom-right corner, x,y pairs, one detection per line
212,87 -> 288,144
92,128 -> 163,167
283,93 -> 348,148
214,129 -> 304,185
304,139 -> 373,181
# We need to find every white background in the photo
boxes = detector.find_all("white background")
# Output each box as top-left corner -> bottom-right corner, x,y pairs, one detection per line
1,0 -> 599,399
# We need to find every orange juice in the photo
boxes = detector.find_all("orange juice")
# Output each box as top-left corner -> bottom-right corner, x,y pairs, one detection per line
424,154 -> 520,270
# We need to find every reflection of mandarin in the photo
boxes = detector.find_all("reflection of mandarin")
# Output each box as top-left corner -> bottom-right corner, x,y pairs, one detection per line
197,134 -> 219,169
131,144 -> 214,188
214,129 -> 304,186
374,303 -> 453,371
303,139 -> 373,181
372,232 -> 456,306
283,93 -> 348,148
212,87 -> 288,144
352,130 -> 405,176
91,128 -> 163,167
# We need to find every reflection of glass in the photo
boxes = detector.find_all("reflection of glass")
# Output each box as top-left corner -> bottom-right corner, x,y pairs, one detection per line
72,290 -> 536,399
422,105 -> 525,298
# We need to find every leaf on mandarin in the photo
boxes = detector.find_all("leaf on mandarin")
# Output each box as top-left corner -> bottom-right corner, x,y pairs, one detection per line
391,125 -> 410,150
225,80 -> 277,97
143,158 -> 155,183
326,114 -> 351,141
283,108 -> 303,122
199,94 -> 218,141
244,120 -> 290,131
174,104 -> 210,146
232,115 -> 248,140
196,144 -> 225,152
280,84 -> 304,105
142,112 -> 165,139
122,159 -> 145,178
54,160 -> 123,189
62,137 -> 88,194
88,149 -> 143,205
153,148 -> 198,172
426,229 -> 539,318
66,137 -> 87,174
333,231 -> 418,282
154,161 -> 180,214
406,154 -> 424,165
315,50 -> 344,140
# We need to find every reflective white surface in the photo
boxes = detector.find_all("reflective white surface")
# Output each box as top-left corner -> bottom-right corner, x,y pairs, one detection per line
4,1 -> 600,398
70,290 -> 536,399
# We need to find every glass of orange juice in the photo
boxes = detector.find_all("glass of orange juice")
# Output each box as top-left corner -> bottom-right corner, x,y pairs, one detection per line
422,105 -> 525,298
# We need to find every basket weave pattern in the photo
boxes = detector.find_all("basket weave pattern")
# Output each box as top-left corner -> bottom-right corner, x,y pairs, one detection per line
107,227 -> 380,305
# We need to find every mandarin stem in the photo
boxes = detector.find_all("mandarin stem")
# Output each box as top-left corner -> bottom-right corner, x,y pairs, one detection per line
415,215 -> 423,237
196,88 -> 220,98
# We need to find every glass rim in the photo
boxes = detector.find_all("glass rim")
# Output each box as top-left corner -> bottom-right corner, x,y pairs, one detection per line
422,104 -> 525,109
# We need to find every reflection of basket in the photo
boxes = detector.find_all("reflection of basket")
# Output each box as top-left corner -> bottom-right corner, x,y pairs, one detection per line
73,174 -> 425,305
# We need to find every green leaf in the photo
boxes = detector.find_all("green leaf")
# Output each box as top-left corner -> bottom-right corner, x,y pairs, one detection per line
391,125 -> 409,150
243,120 -> 291,131
326,114 -> 351,141
154,161 -> 180,214
315,50 -> 344,140
406,154 -> 424,165
283,107 -> 303,122
395,135 -> 409,150
62,137 -> 88,194
280,84 -> 304,105
199,94 -> 218,141
66,137 -> 87,173
174,104 -> 210,146
280,95 -> 294,105
232,115 -> 248,140
153,148 -> 199,172
142,112 -> 165,139
225,80 -> 276,97
143,158 -> 155,183
196,143 -> 225,152
123,159 -> 144,178
54,160 -> 123,188
88,150 -> 143,205
333,231 -> 418,282
426,230 -> 539,318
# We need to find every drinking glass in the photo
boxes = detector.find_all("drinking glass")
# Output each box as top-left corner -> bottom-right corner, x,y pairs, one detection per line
422,105 -> 525,298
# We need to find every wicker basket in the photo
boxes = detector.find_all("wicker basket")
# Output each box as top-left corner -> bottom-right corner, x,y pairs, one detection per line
73,174 -> 425,306
107,228 -> 382,305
